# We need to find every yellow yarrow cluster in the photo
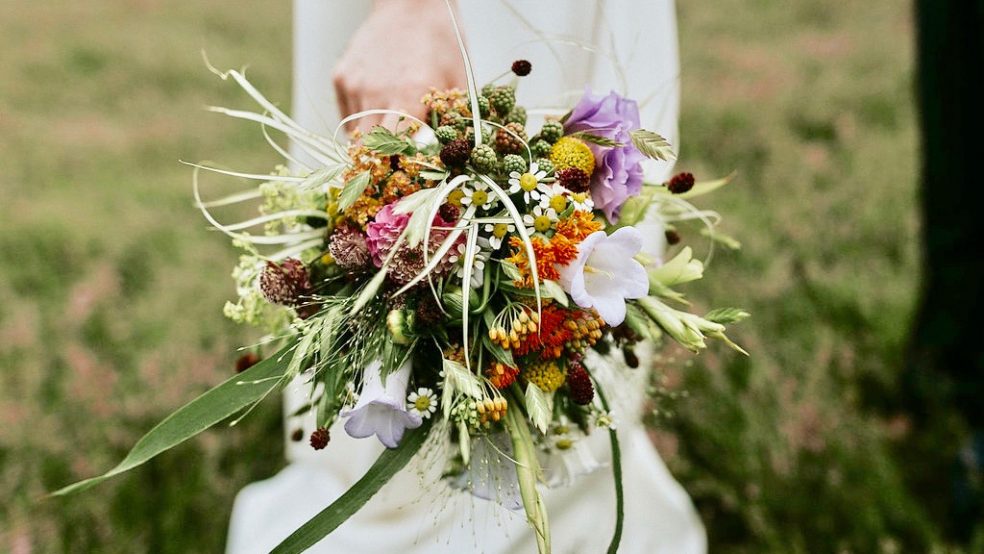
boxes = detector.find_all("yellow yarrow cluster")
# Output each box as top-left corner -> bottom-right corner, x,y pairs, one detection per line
523,360 -> 566,393
550,137 -> 595,176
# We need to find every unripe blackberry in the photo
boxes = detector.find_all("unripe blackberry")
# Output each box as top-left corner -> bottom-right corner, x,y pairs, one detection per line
470,144 -> 498,173
440,139 -> 471,167
501,154 -> 527,175
539,120 -> 564,143
464,125 -> 492,145
434,125 -> 458,144
504,106 -> 527,126
470,95 -> 491,118
534,158 -> 555,175
487,86 -> 516,115
259,259 -> 311,306
441,110 -> 466,131
667,172 -> 695,194
494,122 -> 527,155
556,167 -> 590,193
566,361 -> 594,405
511,59 -> 532,77
530,138 -> 552,159
481,83 -> 496,97
309,427 -> 330,450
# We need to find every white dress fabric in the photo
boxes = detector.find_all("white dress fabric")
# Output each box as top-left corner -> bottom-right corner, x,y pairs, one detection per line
227,1 -> 705,552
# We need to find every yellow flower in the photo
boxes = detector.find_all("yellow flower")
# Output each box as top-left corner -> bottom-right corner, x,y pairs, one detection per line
550,137 -> 595,176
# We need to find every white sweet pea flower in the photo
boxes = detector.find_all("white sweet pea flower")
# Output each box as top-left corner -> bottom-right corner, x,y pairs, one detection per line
522,205 -> 558,235
482,222 -> 515,249
556,227 -> 648,326
342,359 -> 422,448
507,162 -> 549,204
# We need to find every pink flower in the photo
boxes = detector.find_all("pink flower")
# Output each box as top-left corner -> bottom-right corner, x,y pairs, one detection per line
365,204 -> 410,267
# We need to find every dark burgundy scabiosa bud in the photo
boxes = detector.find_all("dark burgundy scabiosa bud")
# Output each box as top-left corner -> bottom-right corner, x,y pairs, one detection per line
665,229 -> 681,245
309,427 -> 330,450
511,59 -> 532,77
556,167 -> 590,193
440,139 -> 471,167
290,428 -> 305,442
667,172 -> 695,194
328,226 -> 371,271
622,347 -> 640,369
414,294 -> 446,328
566,361 -> 595,405
259,258 -> 311,306
235,352 -> 261,373
438,202 -> 460,223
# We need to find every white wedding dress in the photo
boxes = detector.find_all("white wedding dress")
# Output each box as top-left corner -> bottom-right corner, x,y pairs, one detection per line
227,2 -> 705,552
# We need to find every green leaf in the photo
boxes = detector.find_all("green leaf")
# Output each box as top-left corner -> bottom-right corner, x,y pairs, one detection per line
51,341 -> 296,496
419,169 -> 449,181
443,358 -> 483,399
524,382 -> 552,434
541,279 -> 569,307
362,126 -> 416,155
571,131 -> 622,147
483,336 -> 515,367
704,307 -> 751,325
594,381 -> 624,554
505,400 -> 551,554
630,129 -> 676,161
337,170 -> 372,211
271,421 -> 432,554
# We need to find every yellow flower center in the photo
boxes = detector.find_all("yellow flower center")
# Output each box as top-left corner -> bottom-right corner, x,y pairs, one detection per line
447,189 -> 465,207
533,215 -> 552,233
493,223 -> 509,238
572,192 -> 589,204
414,396 -> 432,411
549,195 -> 568,212
471,189 -> 489,206
555,438 -> 573,451
519,173 -> 538,192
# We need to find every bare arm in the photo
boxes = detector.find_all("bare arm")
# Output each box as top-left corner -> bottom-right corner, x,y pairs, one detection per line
332,0 -> 465,132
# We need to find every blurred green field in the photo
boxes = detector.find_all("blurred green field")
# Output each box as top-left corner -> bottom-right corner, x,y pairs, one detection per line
0,1 -> 941,552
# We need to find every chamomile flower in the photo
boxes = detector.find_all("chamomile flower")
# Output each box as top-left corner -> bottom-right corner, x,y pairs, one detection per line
538,183 -> 572,213
449,243 -> 490,288
483,221 -> 516,249
592,409 -> 618,430
522,205 -> 559,235
460,182 -> 497,210
407,387 -> 438,419
507,162 -> 549,204
569,191 -> 595,212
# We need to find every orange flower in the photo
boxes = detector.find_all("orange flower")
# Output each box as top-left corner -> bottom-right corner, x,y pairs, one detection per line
556,210 -> 603,242
550,233 -> 579,266
505,236 -> 560,286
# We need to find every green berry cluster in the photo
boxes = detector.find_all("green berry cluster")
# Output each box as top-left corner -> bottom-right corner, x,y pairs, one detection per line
530,138 -> 552,158
539,120 -> 564,143
486,86 -> 516,116
435,125 -> 458,144
534,158 -> 555,175
504,106 -> 527,126
501,154 -> 527,175
470,144 -> 498,173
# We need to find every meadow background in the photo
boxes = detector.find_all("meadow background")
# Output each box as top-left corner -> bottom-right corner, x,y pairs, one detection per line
0,0 -> 948,552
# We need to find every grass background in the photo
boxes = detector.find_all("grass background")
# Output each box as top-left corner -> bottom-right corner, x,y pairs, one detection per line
0,0 -> 948,552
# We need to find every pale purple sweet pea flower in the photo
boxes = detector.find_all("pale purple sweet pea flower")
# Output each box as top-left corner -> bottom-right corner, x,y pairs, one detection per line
564,88 -> 646,223
556,227 -> 648,326
342,359 -> 422,448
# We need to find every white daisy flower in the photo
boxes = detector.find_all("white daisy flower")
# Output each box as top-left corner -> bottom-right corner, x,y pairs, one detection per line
460,182 -> 496,210
449,243 -> 490,289
569,191 -> 595,212
592,409 -> 618,430
538,183 -> 573,214
407,387 -> 438,419
482,221 -> 516,249
522,205 -> 559,235
507,162 -> 549,204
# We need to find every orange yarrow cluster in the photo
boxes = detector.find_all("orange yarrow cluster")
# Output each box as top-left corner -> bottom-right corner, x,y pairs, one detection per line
505,210 -> 604,287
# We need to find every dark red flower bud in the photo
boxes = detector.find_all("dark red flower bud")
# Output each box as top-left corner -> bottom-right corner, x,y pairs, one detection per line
566,361 -> 595,405
556,167 -> 590,193
235,352 -> 261,373
667,172 -> 695,194
511,59 -> 532,76
309,427 -> 330,450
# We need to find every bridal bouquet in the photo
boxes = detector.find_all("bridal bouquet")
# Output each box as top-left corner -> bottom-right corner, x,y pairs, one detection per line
55,41 -> 746,554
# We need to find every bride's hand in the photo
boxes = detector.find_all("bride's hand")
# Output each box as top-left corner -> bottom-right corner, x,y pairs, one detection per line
333,0 -> 466,133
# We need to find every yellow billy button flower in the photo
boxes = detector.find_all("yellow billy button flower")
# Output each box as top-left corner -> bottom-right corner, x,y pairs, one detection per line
550,136 -> 595,176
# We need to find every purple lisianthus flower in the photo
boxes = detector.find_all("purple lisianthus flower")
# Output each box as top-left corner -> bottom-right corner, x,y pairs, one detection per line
565,88 -> 646,223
